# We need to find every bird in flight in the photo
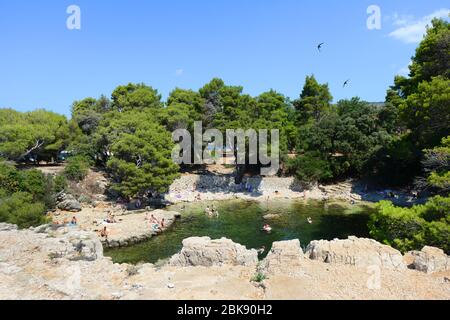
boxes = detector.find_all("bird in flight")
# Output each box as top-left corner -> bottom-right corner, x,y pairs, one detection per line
317,42 -> 324,52
343,79 -> 350,88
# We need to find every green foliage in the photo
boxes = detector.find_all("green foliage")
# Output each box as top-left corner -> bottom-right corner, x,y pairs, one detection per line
293,75 -> 332,122
400,77 -> 450,149
0,162 -> 56,207
421,135 -> 450,192
369,134 -> 422,186
64,156 -> 90,182
111,83 -> 162,112
53,175 -> 68,193
0,161 -> 21,194
0,109 -> 70,162
291,98 -> 393,182
369,196 -> 450,253
251,272 -> 266,283
287,151 -> 332,184
0,192 -> 48,229
107,121 -> 180,198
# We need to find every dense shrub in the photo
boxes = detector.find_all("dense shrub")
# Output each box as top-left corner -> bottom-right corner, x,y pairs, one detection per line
53,174 -> 68,193
0,161 -> 58,228
0,192 -> 48,228
63,156 -> 90,181
287,151 -> 332,184
369,196 -> 450,254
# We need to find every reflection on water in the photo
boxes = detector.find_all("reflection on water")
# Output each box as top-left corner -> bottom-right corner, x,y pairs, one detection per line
105,199 -> 375,264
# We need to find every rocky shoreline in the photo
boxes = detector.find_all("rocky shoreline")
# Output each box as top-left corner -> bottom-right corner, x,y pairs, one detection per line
165,174 -> 423,206
51,207 -> 181,249
0,223 -> 448,300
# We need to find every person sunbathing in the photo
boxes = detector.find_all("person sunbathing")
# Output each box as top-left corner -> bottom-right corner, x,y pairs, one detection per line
99,226 -> 109,239
70,216 -> 78,226
106,213 -> 117,224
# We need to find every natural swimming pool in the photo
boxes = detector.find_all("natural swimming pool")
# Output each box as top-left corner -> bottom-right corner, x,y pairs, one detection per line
104,199 -> 375,264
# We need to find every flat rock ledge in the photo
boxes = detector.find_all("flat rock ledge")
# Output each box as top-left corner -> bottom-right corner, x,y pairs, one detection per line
305,236 -> 407,270
169,237 -> 259,267
101,210 -> 181,248
53,208 -> 181,249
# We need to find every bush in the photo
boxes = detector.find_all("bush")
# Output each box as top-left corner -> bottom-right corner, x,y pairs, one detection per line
287,151 -> 333,184
0,192 -> 48,228
64,156 -> 90,181
53,175 -> 68,193
0,162 -> 56,206
19,169 -> 47,201
369,196 -> 450,254
0,162 -> 21,194
0,161 -> 63,226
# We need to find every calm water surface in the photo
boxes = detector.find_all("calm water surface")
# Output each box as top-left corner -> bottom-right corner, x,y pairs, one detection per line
105,199 -> 375,264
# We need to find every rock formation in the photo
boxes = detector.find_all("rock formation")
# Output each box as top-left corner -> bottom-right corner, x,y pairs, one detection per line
260,239 -> 304,274
169,237 -> 258,267
407,246 -> 449,274
305,236 -> 406,270
56,192 -> 82,212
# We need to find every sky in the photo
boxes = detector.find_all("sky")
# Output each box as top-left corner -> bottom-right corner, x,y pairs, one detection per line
0,0 -> 449,117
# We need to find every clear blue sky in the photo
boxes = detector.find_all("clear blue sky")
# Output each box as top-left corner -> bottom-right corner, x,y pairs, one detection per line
0,0 -> 449,117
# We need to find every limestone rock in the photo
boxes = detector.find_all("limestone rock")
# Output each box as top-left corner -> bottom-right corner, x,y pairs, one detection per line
46,229 -> 104,262
261,239 -> 304,274
408,246 -> 449,274
263,214 -> 282,220
0,223 -> 18,232
305,236 -> 406,270
56,192 -> 82,212
169,237 -> 258,267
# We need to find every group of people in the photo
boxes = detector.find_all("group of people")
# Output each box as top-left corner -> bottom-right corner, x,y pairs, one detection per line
54,216 -> 78,227
205,205 -> 219,218
146,213 -> 165,231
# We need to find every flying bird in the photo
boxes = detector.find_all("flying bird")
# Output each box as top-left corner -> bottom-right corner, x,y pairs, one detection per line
343,79 -> 350,88
317,42 -> 324,52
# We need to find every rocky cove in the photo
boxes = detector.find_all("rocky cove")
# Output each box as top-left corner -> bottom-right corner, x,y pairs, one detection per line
0,222 -> 449,300
2,173 -> 446,300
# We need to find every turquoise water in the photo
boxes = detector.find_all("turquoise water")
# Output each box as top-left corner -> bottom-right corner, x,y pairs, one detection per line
104,199 -> 375,264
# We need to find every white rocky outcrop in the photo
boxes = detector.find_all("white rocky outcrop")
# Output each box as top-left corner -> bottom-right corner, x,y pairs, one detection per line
261,239 -> 304,274
31,224 -> 104,261
305,236 -> 406,270
169,237 -> 258,267
0,226 -> 448,299
408,246 -> 449,274
56,192 -> 82,212
0,223 -> 17,232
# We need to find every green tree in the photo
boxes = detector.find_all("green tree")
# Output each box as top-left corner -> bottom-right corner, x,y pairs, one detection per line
369,196 -> 450,254
64,156 -> 90,182
107,123 -> 179,198
419,136 -> 450,192
293,75 -> 332,122
0,109 -> 70,163
400,77 -> 450,149
111,83 -> 162,112
292,98 -> 393,182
